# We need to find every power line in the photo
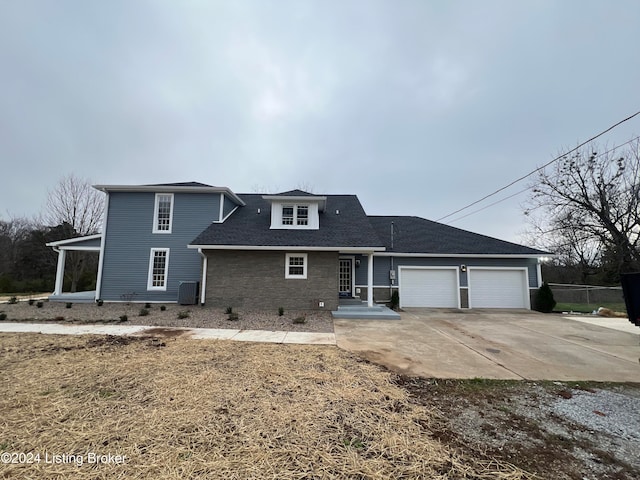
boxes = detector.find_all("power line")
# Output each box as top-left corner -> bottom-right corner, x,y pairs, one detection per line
436,110 -> 640,222
445,135 -> 640,224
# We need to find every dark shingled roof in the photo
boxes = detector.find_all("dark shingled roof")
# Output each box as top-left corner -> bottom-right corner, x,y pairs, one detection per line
271,189 -> 318,196
191,194 -> 385,248
368,216 -> 548,255
146,181 -> 215,188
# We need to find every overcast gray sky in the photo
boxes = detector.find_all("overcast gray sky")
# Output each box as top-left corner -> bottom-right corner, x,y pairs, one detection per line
1,0 -> 639,243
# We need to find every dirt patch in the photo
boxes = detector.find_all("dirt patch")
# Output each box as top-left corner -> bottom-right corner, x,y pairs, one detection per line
0,333 -> 531,479
393,377 -> 640,480
139,327 -> 190,338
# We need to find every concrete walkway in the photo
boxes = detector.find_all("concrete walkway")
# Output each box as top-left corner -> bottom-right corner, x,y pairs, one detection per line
0,322 -> 336,345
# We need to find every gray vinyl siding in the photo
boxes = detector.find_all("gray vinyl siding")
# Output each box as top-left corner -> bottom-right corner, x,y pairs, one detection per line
356,255 -> 539,288
99,192 -> 220,302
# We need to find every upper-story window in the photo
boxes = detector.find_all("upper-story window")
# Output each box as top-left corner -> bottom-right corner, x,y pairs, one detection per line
281,204 -> 309,226
153,193 -> 174,233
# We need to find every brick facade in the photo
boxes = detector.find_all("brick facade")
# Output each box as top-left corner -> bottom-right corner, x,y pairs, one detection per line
204,250 -> 339,310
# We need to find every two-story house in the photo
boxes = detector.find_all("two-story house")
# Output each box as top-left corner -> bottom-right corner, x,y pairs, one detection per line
48,182 -> 549,311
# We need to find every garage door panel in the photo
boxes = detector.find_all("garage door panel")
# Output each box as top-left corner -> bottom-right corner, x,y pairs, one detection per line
469,269 -> 528,309
401,268 -> 458,308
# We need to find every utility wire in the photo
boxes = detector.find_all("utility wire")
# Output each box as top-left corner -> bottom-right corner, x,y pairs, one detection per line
445,134 -> 640,224
436,110 -> 640,222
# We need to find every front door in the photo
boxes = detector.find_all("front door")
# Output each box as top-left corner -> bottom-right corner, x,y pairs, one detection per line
339,258 -> 353,297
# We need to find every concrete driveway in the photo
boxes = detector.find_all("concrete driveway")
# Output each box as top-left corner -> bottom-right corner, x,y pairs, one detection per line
334,309 -> 640,381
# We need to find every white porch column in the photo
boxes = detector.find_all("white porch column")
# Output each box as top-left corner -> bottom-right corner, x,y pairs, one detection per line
367,252 -> 374,307
54,249 -> 66,295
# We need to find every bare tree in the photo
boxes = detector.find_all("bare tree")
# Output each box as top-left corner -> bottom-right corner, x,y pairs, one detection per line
524,139 -> 640,280
43,175 -> 105,292
44,174 -> 105,236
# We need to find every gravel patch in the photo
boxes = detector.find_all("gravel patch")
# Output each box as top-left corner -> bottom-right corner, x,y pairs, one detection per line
0,300 -> 334,333
549,387 -> 640,441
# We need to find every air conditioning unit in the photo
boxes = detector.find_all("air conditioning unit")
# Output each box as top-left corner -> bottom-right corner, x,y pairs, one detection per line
178,281 -> 200,305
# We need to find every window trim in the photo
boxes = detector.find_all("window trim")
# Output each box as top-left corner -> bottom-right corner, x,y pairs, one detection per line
285,253 -> 308,279
147,248 -> 170,290
153,193 -> 174,234
281,203 -> 309,227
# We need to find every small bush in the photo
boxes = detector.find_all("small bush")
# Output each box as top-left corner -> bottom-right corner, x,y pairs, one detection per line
534,282 -> 557,313
139,308 -> 150,317
65,302 -> 73,309
292,315 -> 306,324
177,311 -> 190,319
227,312 -> 239,321
54,316 -> 65,322
160,305 -> 166,311
0,313 -> 6,321
389,290 -> 399,310
28,299 -> 35,306
36,301 -> 43,308
119,314 -> 128,322
8,296 -> 18,304
145,302 -> 151,309
278,306 -> 284,316
96,299 -> 104,306
225,306 -> 233,314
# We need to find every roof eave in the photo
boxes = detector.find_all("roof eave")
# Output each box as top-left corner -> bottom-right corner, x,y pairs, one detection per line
93,185 -> 246,206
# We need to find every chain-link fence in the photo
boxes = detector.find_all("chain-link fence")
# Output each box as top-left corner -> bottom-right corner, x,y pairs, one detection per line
548,283 -> 624,305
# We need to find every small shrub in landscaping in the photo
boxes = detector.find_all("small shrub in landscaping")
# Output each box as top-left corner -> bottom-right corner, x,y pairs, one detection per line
225,306 -> 233,314
96,299 -> 104,306
145,302 -> 151,309
177,311 -> 190,319
278,306 -> 284,316
139,308 -> 149,317
8,296 -> 18,304
227,312 -> 239,321
160,305 -> 166,311
54,316 -> 65,322
0,313 -> 6,321
36,301 -> 43,308
28,299 -> 35,306
119,314 -> 128,322
534,282 -> 557,313
65,302 -> 73,309
292,315 -> 306,324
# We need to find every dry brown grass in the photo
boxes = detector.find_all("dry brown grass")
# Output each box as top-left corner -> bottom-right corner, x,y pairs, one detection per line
0,333 -> 531,479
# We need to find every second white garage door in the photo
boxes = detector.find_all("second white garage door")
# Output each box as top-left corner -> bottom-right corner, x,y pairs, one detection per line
468,268 -> 530,309
400,267 -> 459,308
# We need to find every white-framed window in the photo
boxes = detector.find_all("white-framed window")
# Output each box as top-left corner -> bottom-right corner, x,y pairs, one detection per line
285,253 -> 308,279
147,248 -> 170,290
153,193 -> 174,233
281,204 -> 309,227
282,205 -> 294,225
296,205 -> 308,225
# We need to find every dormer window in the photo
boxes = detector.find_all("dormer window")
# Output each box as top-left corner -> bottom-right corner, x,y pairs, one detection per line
263,192 -> 326,230
282,205 -> 309,226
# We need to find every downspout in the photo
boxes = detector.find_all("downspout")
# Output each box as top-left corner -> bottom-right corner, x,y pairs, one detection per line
198,248 -> 207,305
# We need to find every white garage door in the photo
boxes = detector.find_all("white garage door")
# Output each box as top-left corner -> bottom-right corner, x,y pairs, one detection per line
400,268 -> 459,308
468,268 -> 529,309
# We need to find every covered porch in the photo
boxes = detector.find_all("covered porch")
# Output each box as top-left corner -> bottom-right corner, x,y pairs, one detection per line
333,250 -> 400,319
46,234 -> 102,303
